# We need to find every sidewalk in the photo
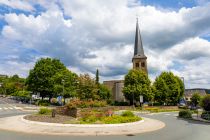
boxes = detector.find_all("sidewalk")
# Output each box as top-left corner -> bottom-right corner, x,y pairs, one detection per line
0,115 -> 165,136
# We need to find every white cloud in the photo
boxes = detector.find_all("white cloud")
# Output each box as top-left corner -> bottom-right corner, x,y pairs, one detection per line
0,0 -> 210,88
0,0 -> 34,11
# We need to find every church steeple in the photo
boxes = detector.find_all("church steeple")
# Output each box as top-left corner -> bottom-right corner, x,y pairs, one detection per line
132,19 -> 148,74
134,18 -> 145,57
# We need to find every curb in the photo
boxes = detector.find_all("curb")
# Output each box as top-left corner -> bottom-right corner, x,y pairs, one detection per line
21,115 -> 144,127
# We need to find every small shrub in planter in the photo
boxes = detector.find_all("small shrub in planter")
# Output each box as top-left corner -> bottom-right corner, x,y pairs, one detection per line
38,108 -> 52,115
36,100 -> 50,106
179,110 -> 192,118
121,111 -> 135,117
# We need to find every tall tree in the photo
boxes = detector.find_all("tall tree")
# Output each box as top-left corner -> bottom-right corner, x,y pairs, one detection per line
26,58 -> 66,99
123,69 -> 152,105
153,72 -> 184,105
77,74 -> 98,100
95,69 -> 99,85
52,69 -> 78,99
191,92 -> 201,107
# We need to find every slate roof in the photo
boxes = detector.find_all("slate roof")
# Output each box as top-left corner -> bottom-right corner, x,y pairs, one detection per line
133,19 -> 146,59
185,88 -> 207,97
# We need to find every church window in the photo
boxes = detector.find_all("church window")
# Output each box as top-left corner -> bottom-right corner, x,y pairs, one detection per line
136,63 -> 139,68
141,62 -> 145,67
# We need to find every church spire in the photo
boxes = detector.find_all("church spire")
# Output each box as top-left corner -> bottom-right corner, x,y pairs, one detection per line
132,18 -> 148,74
134,18 -> 145,57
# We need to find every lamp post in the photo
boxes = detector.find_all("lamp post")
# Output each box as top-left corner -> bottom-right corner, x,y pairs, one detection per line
180,77 -> 186,104
133,92 -> 134,109
62,79 -> 65,106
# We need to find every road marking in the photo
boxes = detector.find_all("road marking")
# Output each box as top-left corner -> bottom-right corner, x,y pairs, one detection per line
165,114 -> 171,116
0,108 -> 2,110
3,107 -> 8,110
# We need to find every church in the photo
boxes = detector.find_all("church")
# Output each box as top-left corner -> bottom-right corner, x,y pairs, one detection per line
103,19 -> 148,102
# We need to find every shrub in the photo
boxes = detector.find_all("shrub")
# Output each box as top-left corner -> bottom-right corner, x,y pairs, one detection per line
50,98 -> 58,104
200,95 -> 210,111
179,110 -> 192,118
38,108 -> 52,115
201,111 -> 210,120
36,100 -> 50,106
66,99 -> 107,109
102,115 -> 141,124
121,111 -> 135,117
80,115 -> 141,124
112,101 -> 129,106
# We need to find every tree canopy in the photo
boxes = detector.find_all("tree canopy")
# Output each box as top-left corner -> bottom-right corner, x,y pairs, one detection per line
26,58 -> 67,99
153,72 -> 184,105
191,92 -> 201,107
123,69 -> 152,105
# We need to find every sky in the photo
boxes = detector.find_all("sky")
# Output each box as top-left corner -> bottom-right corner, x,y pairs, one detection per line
0,0 -> 210,89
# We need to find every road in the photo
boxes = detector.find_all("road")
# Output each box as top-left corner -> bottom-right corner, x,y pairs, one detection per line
0,97 -> 30,118
0,99 -> 210,140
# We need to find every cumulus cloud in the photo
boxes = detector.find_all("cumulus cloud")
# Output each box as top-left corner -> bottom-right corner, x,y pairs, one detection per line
0,0 -> 210,88
0,0 -> 34,11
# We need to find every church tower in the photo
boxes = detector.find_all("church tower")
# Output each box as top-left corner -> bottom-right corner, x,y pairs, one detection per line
132,19 -> 148,74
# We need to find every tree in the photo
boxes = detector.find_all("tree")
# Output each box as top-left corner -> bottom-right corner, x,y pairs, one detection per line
52,69 -> 78,100
153,72 -> 184,105
95,69 -> 99,85
123,69 -> 152,105
26,58 -> 66,100
191,92 -> 201,107
0,75 -> 25,95
152,77 -> 169,105
98,84 -> 111,100
201,95 -> 210,111
77,74 -> 98,100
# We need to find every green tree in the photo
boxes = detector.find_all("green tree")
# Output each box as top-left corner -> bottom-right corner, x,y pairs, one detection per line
98,84 -> 111,100
191,92 -> 201,107
77,74 -> 98,100
153,72 -> 184,105
152,77 -> 169,105
95,69 -> 99,85
200,95 -> 210,111
52,69 -> 78,100
26,58 -> 66,100
123,69 -> 152,105
0,75 -> 25,95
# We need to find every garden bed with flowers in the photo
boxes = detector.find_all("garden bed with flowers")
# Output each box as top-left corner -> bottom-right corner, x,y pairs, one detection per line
24,106 -> 142,124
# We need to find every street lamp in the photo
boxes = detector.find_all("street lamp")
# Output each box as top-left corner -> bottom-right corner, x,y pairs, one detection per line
180,77 -> 186,104
62,79 -> 65,106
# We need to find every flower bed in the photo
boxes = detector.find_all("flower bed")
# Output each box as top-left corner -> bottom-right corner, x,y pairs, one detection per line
25,109 -> 141,124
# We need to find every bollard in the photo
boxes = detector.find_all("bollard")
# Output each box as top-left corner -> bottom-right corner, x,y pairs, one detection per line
52,109 -> 56,118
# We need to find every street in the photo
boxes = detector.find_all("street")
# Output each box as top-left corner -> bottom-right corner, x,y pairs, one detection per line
0,102 -> 210,140
0,97 -> 31,118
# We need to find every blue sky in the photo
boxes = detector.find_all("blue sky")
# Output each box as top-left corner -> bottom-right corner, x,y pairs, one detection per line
0,0 -> 210,88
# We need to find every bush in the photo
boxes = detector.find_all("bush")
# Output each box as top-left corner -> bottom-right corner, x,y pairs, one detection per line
36,100 -> 50,106
200,95 -> 210,111
38,108 -> 52,115
121,111 -> 135,117
66,99 -> 107,109
112,101 -> 129,106
201,111 -> 210,120
80,115 -> 141,124
179,110 -> 192,118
